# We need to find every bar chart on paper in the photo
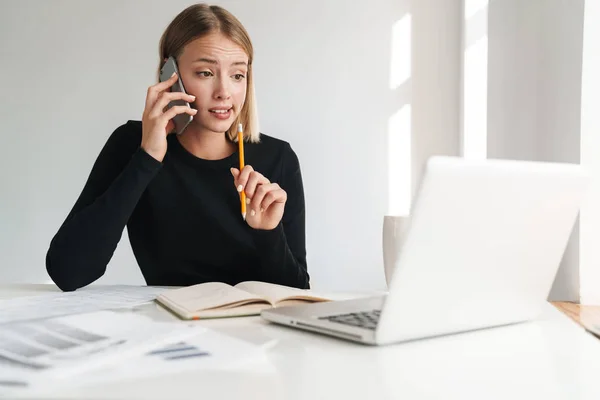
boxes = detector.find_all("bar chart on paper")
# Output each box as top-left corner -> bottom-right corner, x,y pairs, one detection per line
147,341 -> 210,361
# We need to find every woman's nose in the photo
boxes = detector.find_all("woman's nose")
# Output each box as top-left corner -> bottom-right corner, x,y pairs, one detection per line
214,76 -> 231,100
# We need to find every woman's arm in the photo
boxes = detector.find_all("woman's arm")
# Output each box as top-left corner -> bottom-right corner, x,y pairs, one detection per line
46,122 -> 162,291
251,144 -> 310,289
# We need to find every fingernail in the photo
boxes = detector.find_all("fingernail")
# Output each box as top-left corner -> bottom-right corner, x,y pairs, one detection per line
260,208 -> 264,213
189,95 -> 196,99
237,185 -> 243,192
230,168 -> 235,176
251,210 -> 256,217
171,72 -> 176,77
246,198 -> 251,205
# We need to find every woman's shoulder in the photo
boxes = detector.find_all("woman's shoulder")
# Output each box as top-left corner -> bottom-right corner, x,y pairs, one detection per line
249,133 -> 295,156
247,133 -> 301,175
103,120 -> 143,152
248,132 -> 299,162
113,119 -> 143,142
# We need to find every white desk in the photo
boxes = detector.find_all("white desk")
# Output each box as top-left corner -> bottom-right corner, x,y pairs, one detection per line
3,284 -> 600,400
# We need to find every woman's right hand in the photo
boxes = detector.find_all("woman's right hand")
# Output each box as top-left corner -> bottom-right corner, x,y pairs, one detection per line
141,72 -> 197,162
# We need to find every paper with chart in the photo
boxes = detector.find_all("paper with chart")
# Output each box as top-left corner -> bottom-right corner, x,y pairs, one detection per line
70,328 -> 270,389
0,310 -> 205,396
0,285 -> 169,325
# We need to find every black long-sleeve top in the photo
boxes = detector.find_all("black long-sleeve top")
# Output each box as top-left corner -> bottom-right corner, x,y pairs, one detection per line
46,120 -> 309,291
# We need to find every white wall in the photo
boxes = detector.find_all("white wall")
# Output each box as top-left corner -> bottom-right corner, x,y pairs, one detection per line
0,0 -> 463,291
580,0 -> 600,305
486,0 -> 586,301
411,0 -> 462,201
487,0 -> 540,162
537,0 -> 585,302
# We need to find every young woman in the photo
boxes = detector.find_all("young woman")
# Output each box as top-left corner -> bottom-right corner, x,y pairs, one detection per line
46,4 -> 309,291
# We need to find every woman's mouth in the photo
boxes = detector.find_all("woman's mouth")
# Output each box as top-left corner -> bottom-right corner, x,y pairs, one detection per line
209,107 -> 232,120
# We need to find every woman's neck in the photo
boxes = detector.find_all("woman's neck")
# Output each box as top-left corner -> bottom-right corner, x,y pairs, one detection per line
177,125 -> 235,160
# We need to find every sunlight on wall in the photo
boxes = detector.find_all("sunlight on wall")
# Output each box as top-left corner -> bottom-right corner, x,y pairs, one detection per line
465,0 -> 488,20
462,0 -> 488,160
387,14 -> 411,216
389,15 -> 411,90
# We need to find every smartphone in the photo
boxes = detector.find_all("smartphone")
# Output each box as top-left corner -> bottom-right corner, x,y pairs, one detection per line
159,56 -> 193,135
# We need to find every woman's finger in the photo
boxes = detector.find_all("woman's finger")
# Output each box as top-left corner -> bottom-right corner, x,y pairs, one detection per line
260,185 -> 287,213
150,91 -> 196,119
244,171 -> 270,200
145,72 -> 180,111
235,165 -> 254,193
159,105 -> 197,126
249,183 -> 283,216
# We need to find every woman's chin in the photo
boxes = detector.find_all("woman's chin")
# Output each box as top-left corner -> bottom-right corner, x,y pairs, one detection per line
188,119 -> 232,135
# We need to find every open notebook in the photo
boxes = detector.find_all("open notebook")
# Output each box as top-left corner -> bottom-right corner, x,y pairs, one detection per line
156,281 -> 330,319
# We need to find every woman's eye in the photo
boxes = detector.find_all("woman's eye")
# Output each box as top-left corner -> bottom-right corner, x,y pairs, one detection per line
196,71 -> 213,77
233,74 -> 246,81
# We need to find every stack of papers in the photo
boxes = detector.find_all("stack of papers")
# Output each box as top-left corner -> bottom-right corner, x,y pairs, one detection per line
0,310 -> 205,396
0,286 -> 271,396
0,285 -> 169,325
72,328 -> 270,390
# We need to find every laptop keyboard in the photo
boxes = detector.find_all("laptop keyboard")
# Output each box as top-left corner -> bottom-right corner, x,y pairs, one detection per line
318,310 -> 381,330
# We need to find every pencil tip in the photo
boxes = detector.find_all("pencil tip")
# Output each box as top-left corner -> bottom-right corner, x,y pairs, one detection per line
242,212 -> 246,221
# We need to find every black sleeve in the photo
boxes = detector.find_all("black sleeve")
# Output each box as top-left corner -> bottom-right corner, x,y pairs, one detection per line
45,122 -> 162,291
252,143 -> 310,289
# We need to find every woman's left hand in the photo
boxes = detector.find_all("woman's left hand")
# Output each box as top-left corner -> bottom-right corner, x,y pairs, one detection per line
231,166 -> 287,230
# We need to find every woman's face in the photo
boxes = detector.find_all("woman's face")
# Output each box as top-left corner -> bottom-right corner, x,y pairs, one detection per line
177,32 -> 249,135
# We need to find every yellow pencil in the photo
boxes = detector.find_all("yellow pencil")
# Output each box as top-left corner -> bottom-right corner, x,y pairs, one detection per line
238,123 -> 246,220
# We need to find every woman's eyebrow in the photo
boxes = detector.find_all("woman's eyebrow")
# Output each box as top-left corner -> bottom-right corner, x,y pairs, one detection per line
192,57 -> 247,67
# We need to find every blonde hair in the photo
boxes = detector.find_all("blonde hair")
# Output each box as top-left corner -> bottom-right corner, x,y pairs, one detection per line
158,4 -> 260,143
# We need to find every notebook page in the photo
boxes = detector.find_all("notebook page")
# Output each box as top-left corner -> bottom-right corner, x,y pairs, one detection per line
234,281 -> 330,305
157,282 -> 269,313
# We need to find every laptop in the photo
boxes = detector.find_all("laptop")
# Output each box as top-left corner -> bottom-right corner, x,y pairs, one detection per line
261,156 -> 589,345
